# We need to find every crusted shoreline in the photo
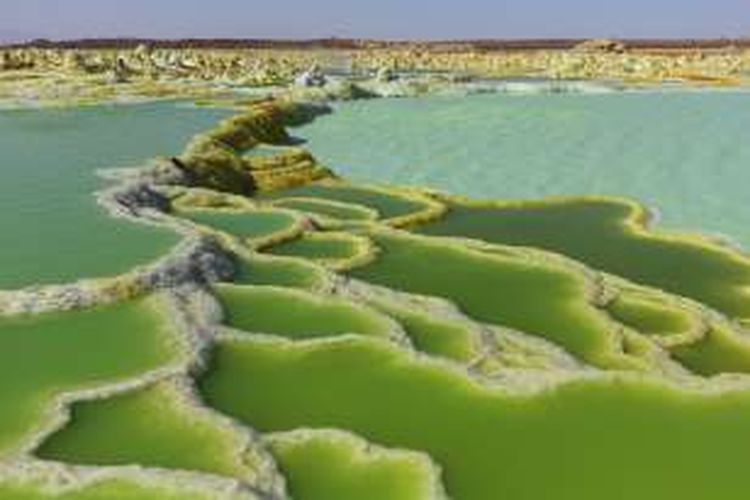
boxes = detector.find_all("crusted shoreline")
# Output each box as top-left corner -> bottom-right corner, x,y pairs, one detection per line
3,94 -> 748,384
3,84 -> 750,498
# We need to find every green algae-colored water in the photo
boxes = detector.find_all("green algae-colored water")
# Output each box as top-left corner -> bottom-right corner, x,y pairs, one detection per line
264,184 -> 428,220
607,292 -> 695,337
269,431 -> 439,500
671,326 -> 750,376
295,91 -> 750,249
182,209 -> 297,243
233,255 -> 323,289
266,233 -> 360,261
418,200 -> 750,320
0,103 -> 229,290
7,91 -> 750,499
0,296 -> 179,455
200,336 -> 750,500
36,381 -> 252,479
368,299 -> 477,362
217,284 -> 393,340
348,231 -> 623,367
271,198 -> 375,221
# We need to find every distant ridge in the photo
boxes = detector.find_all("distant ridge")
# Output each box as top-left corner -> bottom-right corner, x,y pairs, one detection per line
3,37 -> 749,51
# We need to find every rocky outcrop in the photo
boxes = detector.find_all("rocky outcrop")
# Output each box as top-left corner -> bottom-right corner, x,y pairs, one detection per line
175,100 -> 334,194
376,66 -> 398,82
107,56 -> 130,83
294,64 -> 327,87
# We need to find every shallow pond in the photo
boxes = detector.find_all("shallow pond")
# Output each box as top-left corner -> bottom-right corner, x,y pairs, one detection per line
296,91 -> 750,249
201,335 -> 750,500
0,296 -> 179,455
0,103 -> 228,290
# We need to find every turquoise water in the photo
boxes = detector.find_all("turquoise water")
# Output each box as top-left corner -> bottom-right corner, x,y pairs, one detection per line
295,91 -> 750,249
0,103 -> 229,290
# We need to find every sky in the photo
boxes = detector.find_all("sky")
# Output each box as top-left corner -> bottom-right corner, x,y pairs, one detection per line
1,0 -> 748,42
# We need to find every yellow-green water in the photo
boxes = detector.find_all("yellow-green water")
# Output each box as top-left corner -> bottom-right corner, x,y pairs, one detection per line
418,199 -> 750,320
217,285 -> 394,340
5,92 -> 750,500
269,431 -> 440,500
348,231 -> 627,368
182,209 -> 298,244
0,296 -> 179,456
232,255 -> 323,289
263,184 -> 430,221
266,233 -> 361,262
36,381 -> 255,479
368,298 -> 478,362
271,198 -> 376,221
200,335 -> 750,500
606,292 -> 695,337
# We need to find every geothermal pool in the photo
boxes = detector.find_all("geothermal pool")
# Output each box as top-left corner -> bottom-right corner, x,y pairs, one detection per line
295,90 -> 750,249
0,103 -> 228,289
4,93 -> 750,499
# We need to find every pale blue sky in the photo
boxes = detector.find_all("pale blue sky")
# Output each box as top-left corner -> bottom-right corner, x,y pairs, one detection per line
2,0 -> 748,41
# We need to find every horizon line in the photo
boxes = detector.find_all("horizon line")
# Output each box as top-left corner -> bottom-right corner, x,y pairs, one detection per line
3,36 -> 750,50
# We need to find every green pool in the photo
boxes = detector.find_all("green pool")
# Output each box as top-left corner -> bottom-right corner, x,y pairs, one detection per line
0,103 -> 228,290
